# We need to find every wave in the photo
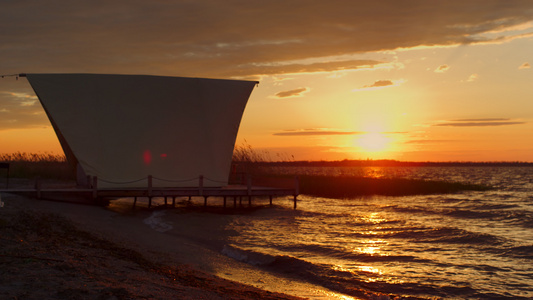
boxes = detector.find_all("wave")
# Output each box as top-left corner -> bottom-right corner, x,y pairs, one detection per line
444,208 -> 501,219
221,244 -> 528,299
504,245 -> 533,259
410,227 -> 503,245
221,244 -> 277,266
382,202 -> 533,228
339,225 -> 503,246
143,210 -> 173,232
272,242 -> 430,264
221,244 -> 408,299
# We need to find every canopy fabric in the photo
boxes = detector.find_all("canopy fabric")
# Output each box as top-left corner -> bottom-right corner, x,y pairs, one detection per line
26,73 -> 257,188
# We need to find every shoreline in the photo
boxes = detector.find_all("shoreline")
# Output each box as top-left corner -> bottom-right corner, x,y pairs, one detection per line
0,193 -> 357,299
0,193 -> 307,300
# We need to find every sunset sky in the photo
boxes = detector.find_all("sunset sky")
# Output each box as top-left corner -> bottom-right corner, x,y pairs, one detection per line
1,1 -> 532,162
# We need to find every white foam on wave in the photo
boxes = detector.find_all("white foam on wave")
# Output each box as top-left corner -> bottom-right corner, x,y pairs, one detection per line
221,244 -> 275,266
143,210 -> 173,232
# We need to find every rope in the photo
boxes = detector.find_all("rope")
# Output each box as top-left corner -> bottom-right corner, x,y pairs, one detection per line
151,176 -> 199,183
203,176 -> 228,184
97,177 -> 148,185
1,74 -> 26,80
97,175 -> 226,185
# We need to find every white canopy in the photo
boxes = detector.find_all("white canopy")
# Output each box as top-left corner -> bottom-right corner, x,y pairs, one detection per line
25,73 -> 257,188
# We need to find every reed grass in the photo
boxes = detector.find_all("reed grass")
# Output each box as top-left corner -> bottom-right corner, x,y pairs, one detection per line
249,173 -> 491,198
296,175 -> 491,198
1,147 -> 494,197
0,152 -> 72,180
232,143 -> 493,197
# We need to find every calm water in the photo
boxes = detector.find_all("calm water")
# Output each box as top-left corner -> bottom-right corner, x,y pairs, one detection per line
218,167 -> 533,299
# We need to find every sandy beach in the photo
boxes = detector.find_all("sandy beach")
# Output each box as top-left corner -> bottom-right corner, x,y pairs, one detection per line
0,192 -> 310,300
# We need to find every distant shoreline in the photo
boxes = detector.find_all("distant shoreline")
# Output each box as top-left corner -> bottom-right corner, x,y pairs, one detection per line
243,160 -> 533,167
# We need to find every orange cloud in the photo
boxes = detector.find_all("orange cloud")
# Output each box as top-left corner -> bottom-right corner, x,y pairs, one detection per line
273,129 -> 363,136
353,79 -> 404,91
274,87 -> 309,98
519,62 -> 531,69
434,118 -> 526,127
435,65 -> 450,73
467,74 -> 478,82
363,80 -> 394,88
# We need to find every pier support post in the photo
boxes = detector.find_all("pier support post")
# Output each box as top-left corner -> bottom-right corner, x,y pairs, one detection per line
172,196 -> 176,207
247,174 -> 252,207
269,195 -> 273,206
133,197 -> 137,208
234,196 -> 237,208
147,175 -> 153,208
247,174 -> 252,193
147,175 -> 153,197
294,176 -> 300,195
199,175 -> 204,197
203,196 -> 208,207
293,176 -> 299,210
223,196 -> 227,208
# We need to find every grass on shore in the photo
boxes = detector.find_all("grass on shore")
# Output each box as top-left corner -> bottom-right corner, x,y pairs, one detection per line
1,150 -> 493,197
250,174 -> 491,198
232,143 -> 493,198
298,175 -> 491,198
0,152 -> 72,180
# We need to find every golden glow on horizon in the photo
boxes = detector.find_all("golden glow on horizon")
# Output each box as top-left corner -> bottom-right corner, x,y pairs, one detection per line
348,119 -> 397,158
355,132 -> 391,153
0,127 -> 62,154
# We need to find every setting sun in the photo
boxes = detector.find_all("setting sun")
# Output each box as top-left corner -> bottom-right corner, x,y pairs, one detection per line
355,132 -> 391,153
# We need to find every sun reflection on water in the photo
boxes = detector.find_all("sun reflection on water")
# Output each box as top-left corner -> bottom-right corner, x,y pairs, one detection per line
360,212 -> 388,224
333,265 -> 390,284
362,166 -> 387,178
357,265 -> 383,275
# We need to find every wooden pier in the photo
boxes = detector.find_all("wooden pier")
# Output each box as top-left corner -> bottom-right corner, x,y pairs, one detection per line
0,175 -> 300,209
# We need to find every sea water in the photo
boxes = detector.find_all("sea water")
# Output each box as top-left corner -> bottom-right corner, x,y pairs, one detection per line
217,166 -> 533,299
138,166 -> 532,299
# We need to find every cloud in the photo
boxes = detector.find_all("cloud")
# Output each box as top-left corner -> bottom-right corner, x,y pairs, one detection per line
274,87 -> 309,98
435,64 -> 450,73
364,80 -> 394,88
273,129 -> 363,136
434,118 -> 526,127
2,1 -> 533,130
353,79 -> 404,91
1,1 -> 533,79
519,62 -> 531,69
243,59 -> 384,77
467,73 -> 479,82
404,139 -> 456,145
0,91 -> 49,130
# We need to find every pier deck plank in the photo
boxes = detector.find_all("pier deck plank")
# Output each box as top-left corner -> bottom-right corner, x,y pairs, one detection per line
0,185 -> 298,208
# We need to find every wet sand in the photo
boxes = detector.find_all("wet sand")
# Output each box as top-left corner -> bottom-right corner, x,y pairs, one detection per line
0,193 -> 307,300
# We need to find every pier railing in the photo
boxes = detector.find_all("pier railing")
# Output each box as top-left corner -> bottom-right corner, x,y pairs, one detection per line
1,174 -> 300,209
